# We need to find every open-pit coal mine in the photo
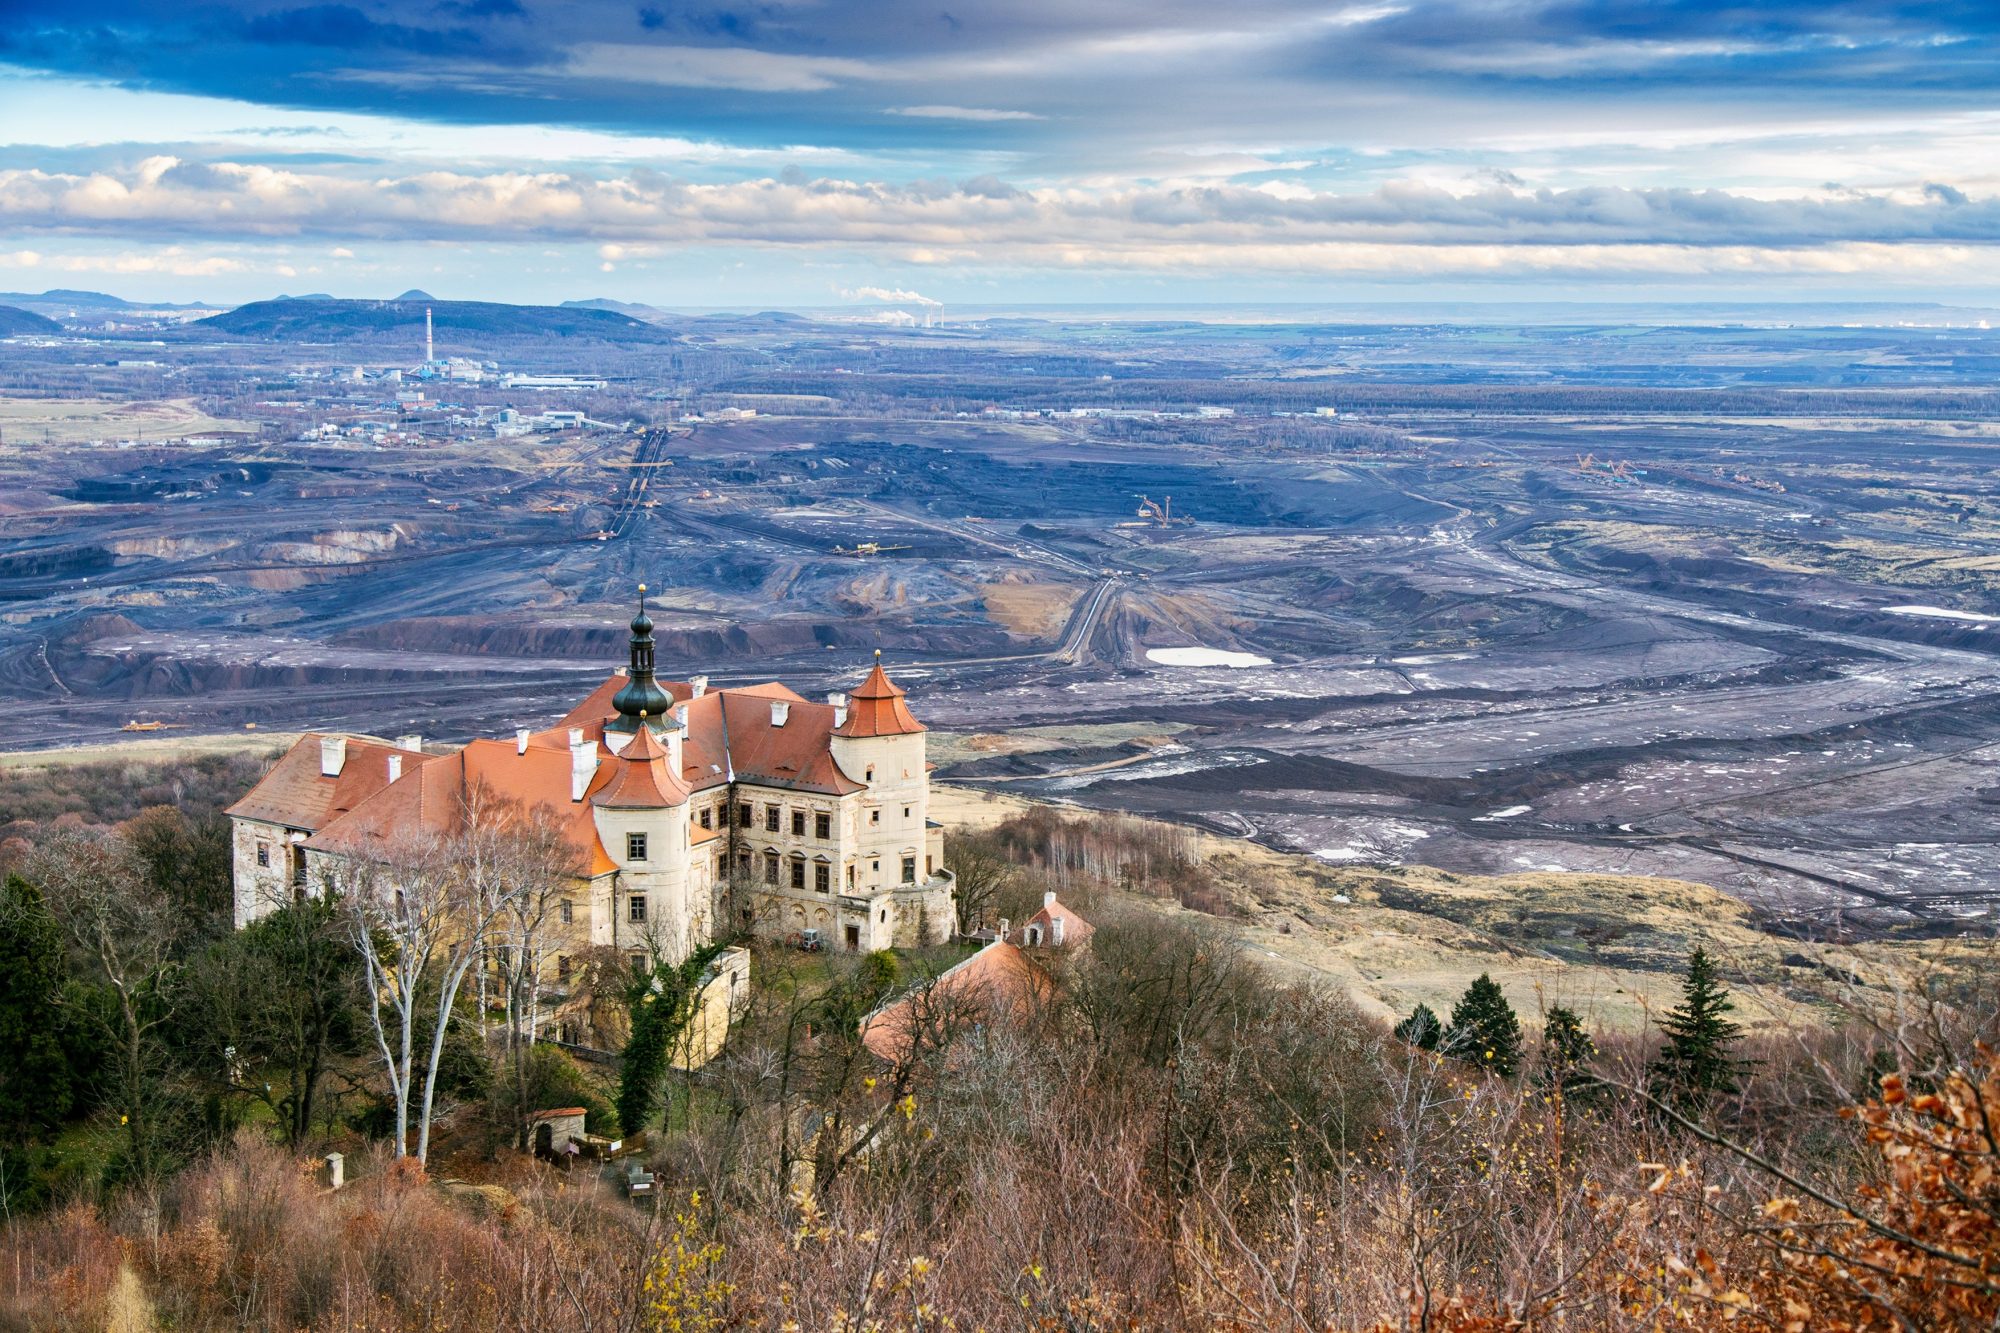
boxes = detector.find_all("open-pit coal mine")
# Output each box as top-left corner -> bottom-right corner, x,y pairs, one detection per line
4,308 -> 1999,940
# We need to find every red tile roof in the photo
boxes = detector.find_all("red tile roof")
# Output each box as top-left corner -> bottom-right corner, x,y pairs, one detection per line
859,941 -> 1051,1062
718,691 -> 863,795
835,661 -> 925,739
303,739 -> 621,879
244,658 -> 917,875
594,725 -> 690,809
226,735 -> 440,831
1015,894 -> 1095,949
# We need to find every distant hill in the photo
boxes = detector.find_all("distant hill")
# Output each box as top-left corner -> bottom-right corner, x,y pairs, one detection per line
394,289 -> 438,302
0,289 -> 212,318
194,297 -> 678,344
562,296 -> 666,317
0,304 -> 62,335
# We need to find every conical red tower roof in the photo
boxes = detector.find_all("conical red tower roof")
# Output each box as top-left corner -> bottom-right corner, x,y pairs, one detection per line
593,722 -> 689,808
835,657 -> 925,737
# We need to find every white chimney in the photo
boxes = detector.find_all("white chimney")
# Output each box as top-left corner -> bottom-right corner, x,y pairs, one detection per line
690,675 -> 708,698
1044,890 -> 1057,908
569,727 -> 585,747
396,733 -> 422,753
516,728 -> 531,755
826,691 -> 847,708
571,740 -> 598,801
834,704 -> 848,728
386,754 -> 402,784
674,703 -> 688,726
318,736 -> 347,777
770,700 -> 790,727
996,918 -> 1010,943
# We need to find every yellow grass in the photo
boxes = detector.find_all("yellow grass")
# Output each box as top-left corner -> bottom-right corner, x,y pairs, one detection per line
0,396 -> 253,445
930,784 -> 1988,1035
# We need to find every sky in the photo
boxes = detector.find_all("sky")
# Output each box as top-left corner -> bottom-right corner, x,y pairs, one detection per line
1,0 -> 1998,308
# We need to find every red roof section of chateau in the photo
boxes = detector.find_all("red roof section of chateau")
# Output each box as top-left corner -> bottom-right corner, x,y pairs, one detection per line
593,724 -> 691,809
834,660 -> 925,739
233,657 -> 919,878
225,735 -> 439,831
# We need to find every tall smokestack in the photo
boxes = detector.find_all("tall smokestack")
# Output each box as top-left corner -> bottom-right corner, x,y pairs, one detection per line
425,306 -> 434,364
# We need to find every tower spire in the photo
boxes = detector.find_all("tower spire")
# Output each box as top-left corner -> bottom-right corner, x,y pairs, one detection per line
425,306 -> 434,364
607,582 -> 672,734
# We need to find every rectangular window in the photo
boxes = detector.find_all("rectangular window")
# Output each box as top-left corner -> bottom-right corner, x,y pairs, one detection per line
846,864 -> 856,888
815,863 -> 830,893
698,807 -> 713,830
559,898 -> 573,925
556,955 -> 571,981
737,802 -> 752,828
256,844 -> 270,867
903,806 -> 911,819
628,894 -> 647,923
764,852 -> 778,885
869,810 -> 880,826
764,805 -> 780,833
790,859 -> 805,890
791,810 -> 806,837
814,812 -> 831,840
626,832 -> 648,862
901,856 -> 917,885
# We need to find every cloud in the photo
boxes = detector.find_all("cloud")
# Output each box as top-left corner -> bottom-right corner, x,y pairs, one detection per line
0,246 -> 249,276
841,284 -> 942,304
4,159 -> 1994,257
561,42 -> 881,92
888,105 -> 1043,121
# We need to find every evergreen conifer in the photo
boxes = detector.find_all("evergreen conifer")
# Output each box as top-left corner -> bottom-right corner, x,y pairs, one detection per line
1538,1005 -> 1597,1100
0,874 -> 76,1133
1393,1003 -> 1442,1051
1649,946 -> 1745,1112
1444,974 -> 1523,1077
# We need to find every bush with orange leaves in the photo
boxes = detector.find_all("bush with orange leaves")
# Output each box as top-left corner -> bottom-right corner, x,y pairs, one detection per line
1596,1044 -> 2000,1331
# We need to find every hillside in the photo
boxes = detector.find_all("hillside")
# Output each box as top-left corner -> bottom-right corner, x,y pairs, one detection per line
933,785 -> 1984,1034
0,304 -> 62,335
194,297 -> 678,344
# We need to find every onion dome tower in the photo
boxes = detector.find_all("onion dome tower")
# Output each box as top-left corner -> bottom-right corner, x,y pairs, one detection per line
606,584 -> 673,736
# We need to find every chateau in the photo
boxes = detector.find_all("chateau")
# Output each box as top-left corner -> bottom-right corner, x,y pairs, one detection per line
227,594 -> 957,968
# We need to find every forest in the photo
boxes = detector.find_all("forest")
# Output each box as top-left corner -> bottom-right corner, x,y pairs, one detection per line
0,759 -> 1995,1331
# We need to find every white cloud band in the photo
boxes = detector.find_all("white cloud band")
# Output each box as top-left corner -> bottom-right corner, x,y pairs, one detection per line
1,158 -> 1993,280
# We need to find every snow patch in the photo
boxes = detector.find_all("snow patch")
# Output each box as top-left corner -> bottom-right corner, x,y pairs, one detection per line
1146,646 -> 1274,668
1884,605 -> 1993,625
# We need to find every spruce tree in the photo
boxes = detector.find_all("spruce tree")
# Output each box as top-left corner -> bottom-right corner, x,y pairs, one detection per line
1538,1005 -> 1597,1099
1650,947 -> 1744,1113
0,874 -> 77,1133
1444,974 -> 1523,1078
1393,1003 -> 1443,1051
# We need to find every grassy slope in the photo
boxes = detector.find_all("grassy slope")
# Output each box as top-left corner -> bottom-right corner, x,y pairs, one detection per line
932,785 -> 1985,1035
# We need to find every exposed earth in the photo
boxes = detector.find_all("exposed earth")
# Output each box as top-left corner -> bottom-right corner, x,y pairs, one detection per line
4,309 -> 1999,938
